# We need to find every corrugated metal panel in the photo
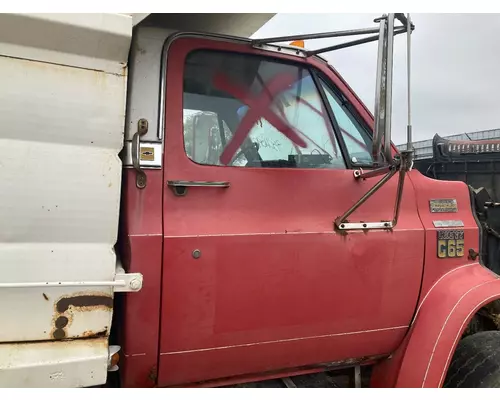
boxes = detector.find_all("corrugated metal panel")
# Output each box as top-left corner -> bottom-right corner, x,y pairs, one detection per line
0,14 -> 132,387
397,128 -> 500,160
0,338 -> 108,387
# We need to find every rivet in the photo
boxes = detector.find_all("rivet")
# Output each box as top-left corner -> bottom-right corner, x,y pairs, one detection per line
192,249 -> 201,259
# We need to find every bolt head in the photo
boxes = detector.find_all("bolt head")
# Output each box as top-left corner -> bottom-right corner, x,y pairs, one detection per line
192,249 -> 201,259
129,279 -> 141,290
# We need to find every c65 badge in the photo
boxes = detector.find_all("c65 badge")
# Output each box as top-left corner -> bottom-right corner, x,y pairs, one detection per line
437,230 -> 465,258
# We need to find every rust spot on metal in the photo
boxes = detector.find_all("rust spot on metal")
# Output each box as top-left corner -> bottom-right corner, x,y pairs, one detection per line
53,328 -> 66,340
468,248 -> 479,261
79,329 -> 107,338
9,336 -> 108,350
50,309 -> 73,339
56,294 -> 113,313
51,314 -> 70,339
55,316 -> 69,329
148,366 -> 158,382
317,355 -> 377,369
50,292 -> 112,341
43,293 -> 49,301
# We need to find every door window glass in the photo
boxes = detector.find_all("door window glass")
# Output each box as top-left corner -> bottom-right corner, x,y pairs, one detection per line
183,50 -> 346,169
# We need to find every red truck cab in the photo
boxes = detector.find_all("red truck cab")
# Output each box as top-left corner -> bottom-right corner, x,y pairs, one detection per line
118,15 -> 500,388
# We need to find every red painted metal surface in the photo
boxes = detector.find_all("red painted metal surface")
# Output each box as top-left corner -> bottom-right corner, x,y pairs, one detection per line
119,170 -> 164,388
371,262 -> 500,388
157,37 -> 425,387
410,172 -> 481,294
370,172 -> 497,387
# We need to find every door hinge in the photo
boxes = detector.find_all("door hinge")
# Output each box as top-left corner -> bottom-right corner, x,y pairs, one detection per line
114,267 -> 143,292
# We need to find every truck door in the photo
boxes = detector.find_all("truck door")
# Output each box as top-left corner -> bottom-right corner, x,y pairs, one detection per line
158,35 -> 425,386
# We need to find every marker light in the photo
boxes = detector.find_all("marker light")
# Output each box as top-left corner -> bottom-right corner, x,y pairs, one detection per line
108,345 -> 121,372
289,40 -> 305,48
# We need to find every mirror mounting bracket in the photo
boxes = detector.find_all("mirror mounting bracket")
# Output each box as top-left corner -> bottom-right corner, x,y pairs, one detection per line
334,150 -> 414,231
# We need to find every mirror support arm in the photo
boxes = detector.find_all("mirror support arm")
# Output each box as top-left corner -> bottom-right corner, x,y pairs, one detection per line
334,150 -> 414,231
334,165 -> 398,230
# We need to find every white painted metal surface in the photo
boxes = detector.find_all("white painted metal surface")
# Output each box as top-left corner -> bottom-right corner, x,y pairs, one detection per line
128,13 -> 150,26
0,13 -> 132,387
0,13 -> 131,74
125,26 -> 176,143
0,338 -> 109,388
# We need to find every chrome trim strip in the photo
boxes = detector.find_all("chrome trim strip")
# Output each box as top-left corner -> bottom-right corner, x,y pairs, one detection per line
157,31 -> 329,141
160,325 -> 407,355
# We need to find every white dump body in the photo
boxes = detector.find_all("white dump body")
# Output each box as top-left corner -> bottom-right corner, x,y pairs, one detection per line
0,13 -> 132,387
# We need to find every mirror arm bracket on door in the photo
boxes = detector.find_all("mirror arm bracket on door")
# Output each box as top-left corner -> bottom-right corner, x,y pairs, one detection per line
353,164 -> 393,180
167,180 -> 230,197
334,150 -> 413,231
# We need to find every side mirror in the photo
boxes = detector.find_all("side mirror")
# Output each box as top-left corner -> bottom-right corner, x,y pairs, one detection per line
372,14 -> 394,165
372,13 -> 414,165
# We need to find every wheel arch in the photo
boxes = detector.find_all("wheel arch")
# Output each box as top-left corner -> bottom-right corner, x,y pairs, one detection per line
371,262 -> 500,388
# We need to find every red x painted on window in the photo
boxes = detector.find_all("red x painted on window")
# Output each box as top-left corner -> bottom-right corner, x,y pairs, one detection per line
212,72 -> 308,165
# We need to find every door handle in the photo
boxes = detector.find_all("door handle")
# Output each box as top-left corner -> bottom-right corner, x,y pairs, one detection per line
167,180 -> 230,196
131,118 -> 149,189
167,180 -> 230,188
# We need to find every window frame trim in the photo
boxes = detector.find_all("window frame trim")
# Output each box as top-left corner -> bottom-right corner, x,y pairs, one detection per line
310,70 -> 353,170
315,71 -> 382,168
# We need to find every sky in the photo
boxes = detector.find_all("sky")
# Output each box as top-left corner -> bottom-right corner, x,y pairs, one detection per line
252,13 -> 500,145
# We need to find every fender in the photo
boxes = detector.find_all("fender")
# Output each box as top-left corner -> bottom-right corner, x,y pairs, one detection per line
371,262 -> 500,388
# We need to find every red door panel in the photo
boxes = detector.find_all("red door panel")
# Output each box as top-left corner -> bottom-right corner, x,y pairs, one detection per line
158,36 -> 424,386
